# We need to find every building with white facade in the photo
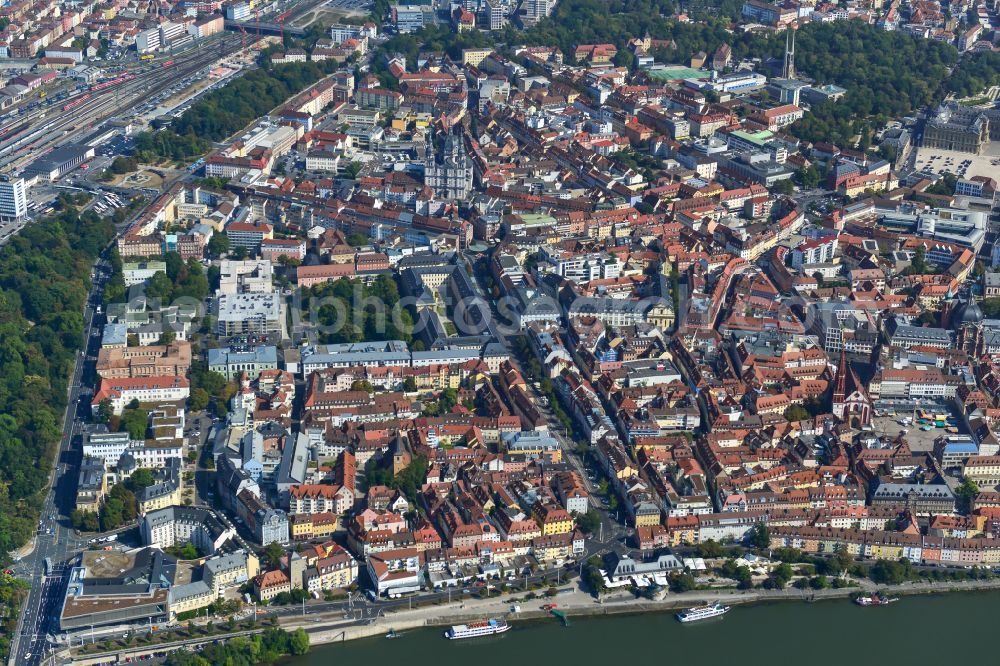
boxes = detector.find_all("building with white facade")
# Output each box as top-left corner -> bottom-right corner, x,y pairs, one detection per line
791,236 -> 839,269
0,178 -> 27,221
140,505 -> 236,555
215,292 -> 282,336
392,5 -> 429,32
136,28 -> 161,53
91,376 -> 190,415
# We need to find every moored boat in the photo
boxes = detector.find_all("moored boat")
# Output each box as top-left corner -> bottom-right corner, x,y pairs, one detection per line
676,602 -> 730,623
444,618 -> 510,640
854,594 -> 897,606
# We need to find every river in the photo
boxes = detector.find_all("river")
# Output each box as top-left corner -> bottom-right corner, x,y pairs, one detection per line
286,591 -> 999,665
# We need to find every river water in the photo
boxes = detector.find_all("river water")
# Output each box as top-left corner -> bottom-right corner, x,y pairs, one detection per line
287,592 -> 999,665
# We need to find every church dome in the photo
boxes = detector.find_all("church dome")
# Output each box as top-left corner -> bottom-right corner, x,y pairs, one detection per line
953,298 -> 984,329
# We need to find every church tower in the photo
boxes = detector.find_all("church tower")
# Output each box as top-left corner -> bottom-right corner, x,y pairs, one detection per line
783,27 -> 796,79
425,123 -> 473,201
832,348 -> 872,427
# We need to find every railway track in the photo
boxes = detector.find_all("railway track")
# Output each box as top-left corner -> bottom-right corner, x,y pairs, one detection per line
0,35 -> 247,172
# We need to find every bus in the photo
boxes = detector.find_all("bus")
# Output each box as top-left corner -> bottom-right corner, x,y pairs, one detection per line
43,558 -> 52,576
140,54 -> 155,61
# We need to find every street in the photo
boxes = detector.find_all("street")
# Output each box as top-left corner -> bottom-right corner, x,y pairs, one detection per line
9,255 -> 111,666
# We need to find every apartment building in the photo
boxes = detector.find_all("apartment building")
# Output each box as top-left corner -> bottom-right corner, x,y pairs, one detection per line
91,376 -> 190,415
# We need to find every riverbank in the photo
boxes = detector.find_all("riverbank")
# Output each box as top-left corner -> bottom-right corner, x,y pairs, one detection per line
282,576 -> 1000,646
284,590 -> 1000,666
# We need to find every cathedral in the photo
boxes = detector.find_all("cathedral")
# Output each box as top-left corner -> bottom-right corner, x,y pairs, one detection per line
425,124 -> 473,201
942,290 -> 985,356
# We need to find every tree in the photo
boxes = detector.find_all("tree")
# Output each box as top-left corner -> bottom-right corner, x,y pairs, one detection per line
343,162 -> 363,179
795,165 -> 821,189
772,178 -> 795,195
926,172 -> 958,196
783,404 -> 811,422
96,399 -> 114,424
392,455 -> 428,501
858,126 -> 872,153
575,510 -> 601,534
99,483 -> 138,531
917,310 -> 938,326
109,156 -> 138,174
120,407 -> 149,440
982,298 -> 1000,319
669,573 -> 696,593
145,271 -> 173,302
351,380 -> 375,393
288,628 -> 310,655
127,468 -> 155,491
403,377 -> 417,392
830,549 -> 854,575
584,563 -> 606,595
189,388 -> 210,412
164,252 -> 183,282
870,558 -> 912,585
207,233 -> 230,258
748,522 -> 770,549
910,245 -> 930,275
264,541 -> 286,567
199,371 -> 228,397
157,330 -> 177,345
878,143 -> 898,164
696,540 -> 723,558
956,477 -> 979,514
137,60 -> 340,162
363,457 -> 393,490
769,563 -> 794,589
167,541 -> 199,560
71,509 -> 100,532
345,232 -> 368,247
0,203 -> 118,560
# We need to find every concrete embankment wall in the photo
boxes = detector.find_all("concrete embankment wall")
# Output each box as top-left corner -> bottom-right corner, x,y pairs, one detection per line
295,578 -> 1000,648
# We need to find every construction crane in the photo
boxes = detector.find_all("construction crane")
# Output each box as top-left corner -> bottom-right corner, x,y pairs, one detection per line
276,8 -> 293,43
239,25 -> 248,51
255,8 -> 261,47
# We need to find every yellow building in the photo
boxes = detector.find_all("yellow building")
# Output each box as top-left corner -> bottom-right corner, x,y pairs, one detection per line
634,509 -> 661,528
462,48 -> 492,66
530,535 -> 574,562
307,549 -> 358,592
254,569 -> 291,602
290,512 -> 340,541
169,582 -> 215,618
865,541 -> 903,560
205,552 -> 260,592
137,483 -> 183,514
290,516 -> 314,541
534,505 -> 574,536
646,302 -> 675,332
667,517 -> 699,546
963,456 -> 1000,486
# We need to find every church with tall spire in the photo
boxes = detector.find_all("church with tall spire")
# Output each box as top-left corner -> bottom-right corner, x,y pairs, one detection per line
942,286 -> 985,356
832,348 -> 872,427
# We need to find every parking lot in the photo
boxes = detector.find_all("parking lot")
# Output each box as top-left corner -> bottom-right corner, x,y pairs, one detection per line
871,410 -> 961,453
913,143 -> 1000,182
